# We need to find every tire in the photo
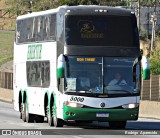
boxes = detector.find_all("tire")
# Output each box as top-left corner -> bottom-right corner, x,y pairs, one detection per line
20,103 -> 23,119
26,104 -> 35,123
53,116 -> 64,127
21,103 -> 26,122
47,105 -> 54,126
53,105 -> 64,127
109,121 -> 127,129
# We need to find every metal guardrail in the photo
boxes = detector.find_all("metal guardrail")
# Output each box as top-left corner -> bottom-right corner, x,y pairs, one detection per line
141,75 -> 160,101
0,71 -> 13,89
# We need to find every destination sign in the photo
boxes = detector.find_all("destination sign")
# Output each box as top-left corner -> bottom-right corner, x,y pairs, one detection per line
77,58 -> 96,62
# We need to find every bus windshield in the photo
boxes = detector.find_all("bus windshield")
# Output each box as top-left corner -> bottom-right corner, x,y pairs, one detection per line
65,56 -> 103,93
65,15 -> 138,47
104,57 -> 138,95
64,56 -> 140,95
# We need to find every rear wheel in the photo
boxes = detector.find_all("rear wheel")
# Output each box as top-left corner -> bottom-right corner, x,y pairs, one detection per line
47,105 -> 54,126
53,116 -> 64,127
20,103 -> 22,119
26,109 -> 35,123
53,105 -> 64,127
109,121 -> 127,129
21,103 -> 26,122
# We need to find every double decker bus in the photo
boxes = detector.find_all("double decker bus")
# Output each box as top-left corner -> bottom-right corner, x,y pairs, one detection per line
14,5 -> 147,128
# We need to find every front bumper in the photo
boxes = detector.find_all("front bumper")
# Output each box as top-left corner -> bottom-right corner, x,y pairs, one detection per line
63,105 -> 139,121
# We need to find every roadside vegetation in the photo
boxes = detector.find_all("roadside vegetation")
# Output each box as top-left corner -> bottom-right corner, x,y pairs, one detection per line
0,31 -> 14,65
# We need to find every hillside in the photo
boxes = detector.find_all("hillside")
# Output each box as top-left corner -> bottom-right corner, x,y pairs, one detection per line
0,60 -> 13,72
0,0 -> 16,30
0,0 -> 4,9
0,30 -> 14,72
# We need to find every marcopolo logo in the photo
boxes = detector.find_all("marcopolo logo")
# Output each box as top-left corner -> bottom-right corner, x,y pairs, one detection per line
27,44 -> 42,60
100,102 -> 105,108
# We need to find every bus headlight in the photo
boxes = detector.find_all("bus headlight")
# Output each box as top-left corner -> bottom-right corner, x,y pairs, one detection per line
122,103 -> 139,109
64,101 -> 84,108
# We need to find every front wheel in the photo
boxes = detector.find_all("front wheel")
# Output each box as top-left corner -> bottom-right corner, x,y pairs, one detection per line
109,121 -> 127,129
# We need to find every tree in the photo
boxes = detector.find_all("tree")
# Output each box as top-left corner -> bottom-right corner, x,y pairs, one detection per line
149,49 -> 160,74
149,39 -> 160,74
58,0 -> 99,6
3,0 -> 59,15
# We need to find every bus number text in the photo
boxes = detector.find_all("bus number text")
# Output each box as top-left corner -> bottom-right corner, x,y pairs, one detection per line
70,96 -> 84,102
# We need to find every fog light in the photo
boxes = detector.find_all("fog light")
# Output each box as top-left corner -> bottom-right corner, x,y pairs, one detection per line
70,112 -> 75,116
65,112 -> 69,115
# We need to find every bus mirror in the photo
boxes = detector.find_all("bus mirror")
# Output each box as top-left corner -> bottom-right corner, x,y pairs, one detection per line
133,55 -> 142,68
141,56 -> 150,80
132,55 -> 142,82
57,54 -> 65,78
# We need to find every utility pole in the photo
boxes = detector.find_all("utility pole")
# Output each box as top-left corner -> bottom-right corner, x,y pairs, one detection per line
151,0 -> 157,52
137,0 -> 140,32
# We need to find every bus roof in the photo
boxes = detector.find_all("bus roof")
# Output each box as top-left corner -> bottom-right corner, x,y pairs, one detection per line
16,5 -> 134,20
62,5 -> 133,16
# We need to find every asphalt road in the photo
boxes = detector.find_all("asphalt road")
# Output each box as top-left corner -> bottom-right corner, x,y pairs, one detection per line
0,101 -> 160,137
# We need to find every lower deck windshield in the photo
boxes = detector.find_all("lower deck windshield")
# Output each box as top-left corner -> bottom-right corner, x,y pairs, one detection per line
65,56 -> 140,95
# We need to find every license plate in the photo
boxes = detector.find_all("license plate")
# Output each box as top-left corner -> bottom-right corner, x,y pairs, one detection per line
96,113 -> 109,117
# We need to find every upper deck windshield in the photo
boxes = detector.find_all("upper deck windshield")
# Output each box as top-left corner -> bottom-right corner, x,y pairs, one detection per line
65,15 -> 138,47
65,56 -> 140,96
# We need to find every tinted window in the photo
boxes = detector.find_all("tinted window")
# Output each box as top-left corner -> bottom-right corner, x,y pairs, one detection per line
26,61 -> 50,87
65,15 -> 137,47
65,56 -> 103,93
16,14 -> 56,44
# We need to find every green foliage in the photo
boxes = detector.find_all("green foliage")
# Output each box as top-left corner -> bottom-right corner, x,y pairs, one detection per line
100,0 -> 127,6
149,40 -> 160,75
58,0 -> 99,6
3,0 -> 130,15
141,0 -> 160,6
58,0 -> 78,6
4,0 -> 59,14
0,31 -> 14,65
31,0 -> 58,11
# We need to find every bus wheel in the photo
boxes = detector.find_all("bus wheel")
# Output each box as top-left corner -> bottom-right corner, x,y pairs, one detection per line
53,106 -> 64,127
109,121 -> 127,129
26,106 -> 34,123
53,116 -> 64,127
47,105 -> 53,126
20,104 -> 22,119
21,103 -> 26,122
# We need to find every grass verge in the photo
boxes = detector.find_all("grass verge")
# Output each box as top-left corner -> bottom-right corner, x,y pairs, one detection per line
0,30 -> 14,65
